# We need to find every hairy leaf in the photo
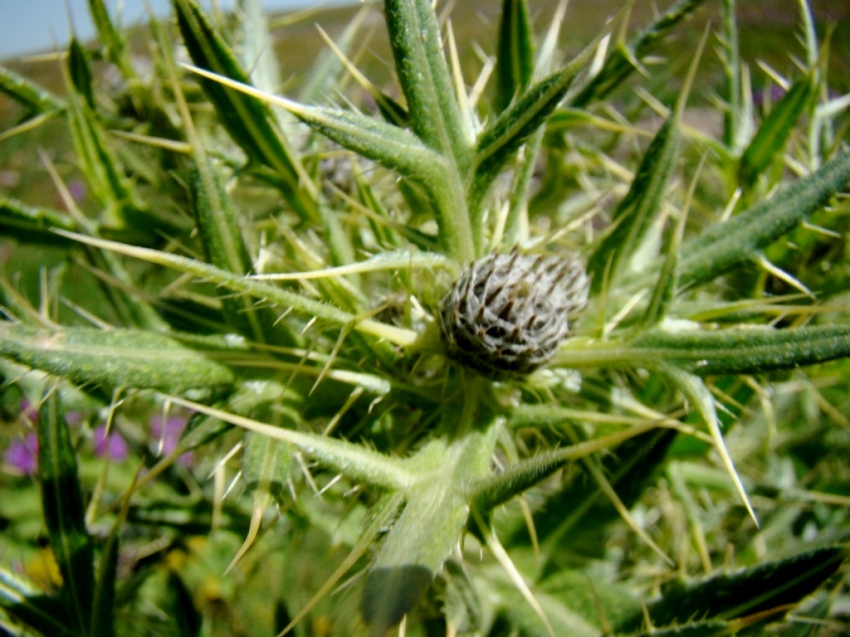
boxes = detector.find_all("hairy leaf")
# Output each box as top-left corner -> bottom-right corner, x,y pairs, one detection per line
616,546 -> 846,632
0,323 -> 242,392
677,151 -> 850,289
471,36 -> 601,218
555,324 -> 850,375
0,65 -> 65,114
740,70 -> 818,186
572,0 -> 709,106
495,0 -> 535,113
173,0 -> 316,220
384,0 -> 471,170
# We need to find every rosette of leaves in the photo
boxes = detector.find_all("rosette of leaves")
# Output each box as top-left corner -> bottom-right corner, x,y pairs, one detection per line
0,0 -> 849,636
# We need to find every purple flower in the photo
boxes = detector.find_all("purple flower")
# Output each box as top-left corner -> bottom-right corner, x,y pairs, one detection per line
150,413 -> 193,466
93,425 -> 129,462
5,433 -> 38,475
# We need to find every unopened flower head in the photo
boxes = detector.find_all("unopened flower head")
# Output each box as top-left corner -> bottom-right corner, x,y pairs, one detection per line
438,248 -> 589,379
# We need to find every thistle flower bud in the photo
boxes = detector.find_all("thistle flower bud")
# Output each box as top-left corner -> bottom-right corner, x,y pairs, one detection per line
438,248 -> 589,379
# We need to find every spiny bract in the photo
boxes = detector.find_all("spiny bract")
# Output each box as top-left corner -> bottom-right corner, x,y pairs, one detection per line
438,248 -> 589,379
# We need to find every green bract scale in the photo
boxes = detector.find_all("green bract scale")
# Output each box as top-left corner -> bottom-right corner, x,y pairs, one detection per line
439,248 -> 589,379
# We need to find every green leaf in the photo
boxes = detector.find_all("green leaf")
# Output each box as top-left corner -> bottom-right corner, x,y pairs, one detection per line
471,37 -> 601,219
740,70 -> 818,187
0,568 -> 74,636
87,0 -> 135,80
495,0 -> 535,113
68,39 -> 95,109
720,0 -> 742,151
384,0 -> 471,170
469,422 -> 660,513
0,65 -> 65,114
173,0 -> 316,220
184,52 -> 472,261
587,114 -> 680,294
508,428 -> 677,553
37,391 -> 95,634
382,0 -> 476,260
65,88 -> 138,229
555,324 -> 850,376
363,487 -> 469,635
616,546 -> 847,633
0,323 -> 243,392
189,160 -> 296,346
53,229 -> 419,347
0,196 -> 76,242
674,150 -> 850,289
169,395 -> 412,491
363,428 -> 496,636
572,0 -> 709,106
590,23 -> 707,296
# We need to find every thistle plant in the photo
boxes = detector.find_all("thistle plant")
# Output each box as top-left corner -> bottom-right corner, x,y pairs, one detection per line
1,0 -> 849,635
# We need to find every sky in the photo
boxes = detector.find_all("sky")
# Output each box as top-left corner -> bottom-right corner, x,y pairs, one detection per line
0,0 -> 355,60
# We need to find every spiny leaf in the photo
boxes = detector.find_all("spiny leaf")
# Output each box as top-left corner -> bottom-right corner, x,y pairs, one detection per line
659,366 -> 756,525
383,0 -> 476,260
53,229 -> 419,347
615,546 -> 847,632
173,0 -> 316,220
554,323 -> 850,375
495,0 -> 535,113
68,39 -> 95,109
720,0 -> 743,151
250,249 -> 456,281
740,69 -> 818,187
471,33 -> 602,218
572,0 -> 709,106
183,65 -> 443,187
587,114 -> 679,294
469,421 -> 660,513
364,428 -> 497,637
384,0 -> 472,170
189,159 -> 296,346
167,395 -> 413,491
181,63 -> 474,261
589,24 -> 707,295
641,154 -> 703,327
87,0 -> 135,79
65,88 -> 138,229
310,18 -> 409,127
0,196 -> 76,243
0,323 -> 242,392
676,150 -> 850,289
37,391 -> 95,634
0,65 -> 65,114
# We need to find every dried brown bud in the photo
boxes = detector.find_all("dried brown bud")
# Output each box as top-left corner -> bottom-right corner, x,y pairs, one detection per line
438,248 -> 589,379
